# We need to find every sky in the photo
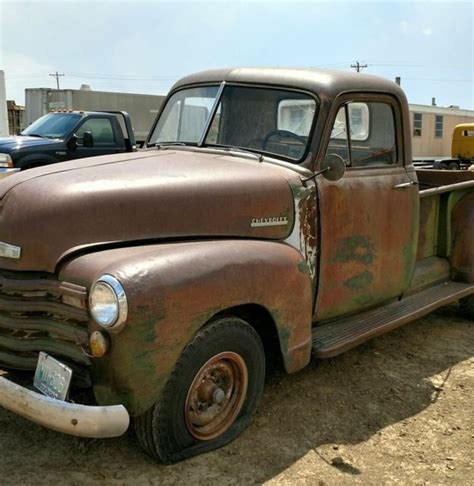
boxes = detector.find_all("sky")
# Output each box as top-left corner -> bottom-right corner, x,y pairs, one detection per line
1,0 -> 473,109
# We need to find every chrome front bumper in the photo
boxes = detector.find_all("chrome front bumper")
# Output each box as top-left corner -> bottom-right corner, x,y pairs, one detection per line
0,168 -> 21,179
0,375 -> 130,438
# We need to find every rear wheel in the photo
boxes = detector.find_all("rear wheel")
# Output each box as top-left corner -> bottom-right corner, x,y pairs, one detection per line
134,316 -> 265,463
460,295 -> 474,320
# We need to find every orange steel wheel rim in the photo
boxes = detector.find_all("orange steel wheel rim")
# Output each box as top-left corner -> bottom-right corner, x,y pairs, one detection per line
184,351 -> 248,441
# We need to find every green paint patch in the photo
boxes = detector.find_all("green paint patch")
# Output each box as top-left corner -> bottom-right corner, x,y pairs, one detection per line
402,243 -> 415,285
297,261 -> 310,275
333,235 -> 376,265
353,294 -> 374,307
344,271 -> 373,290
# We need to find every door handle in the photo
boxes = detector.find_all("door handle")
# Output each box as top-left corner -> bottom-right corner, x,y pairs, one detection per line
394,181 -> 418,189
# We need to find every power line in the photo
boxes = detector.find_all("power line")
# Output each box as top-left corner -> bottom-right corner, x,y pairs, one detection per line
49,71 -> 65,89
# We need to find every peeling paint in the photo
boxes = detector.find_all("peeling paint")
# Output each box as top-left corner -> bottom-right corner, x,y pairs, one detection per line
285,181 -> 317,282
334,236 -> 376,265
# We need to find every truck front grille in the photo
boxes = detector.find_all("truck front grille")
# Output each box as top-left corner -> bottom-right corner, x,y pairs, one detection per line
0,271 -> 92,387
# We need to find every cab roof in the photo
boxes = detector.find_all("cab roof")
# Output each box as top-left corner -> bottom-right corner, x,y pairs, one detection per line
172,67 -> 406,102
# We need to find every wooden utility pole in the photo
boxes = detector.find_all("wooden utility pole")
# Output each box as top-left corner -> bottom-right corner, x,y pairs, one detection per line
350,61 -> 367,73
49,71 -> 65,90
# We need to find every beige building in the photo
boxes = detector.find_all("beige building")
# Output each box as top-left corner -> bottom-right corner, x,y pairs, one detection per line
409,103 -> 474,158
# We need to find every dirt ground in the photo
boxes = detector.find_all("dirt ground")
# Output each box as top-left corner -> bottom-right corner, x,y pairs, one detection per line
0,304 -> 472,485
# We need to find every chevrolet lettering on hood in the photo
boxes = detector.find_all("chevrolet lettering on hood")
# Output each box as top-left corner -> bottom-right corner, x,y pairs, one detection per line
250,216 -> 289,227
0,241 -> 21,259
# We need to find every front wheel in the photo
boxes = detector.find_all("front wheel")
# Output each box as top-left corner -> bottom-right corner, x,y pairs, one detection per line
134,316 -> 265,463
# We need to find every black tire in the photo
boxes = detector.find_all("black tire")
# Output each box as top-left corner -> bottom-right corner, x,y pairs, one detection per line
134,316 -> 265,463
460,295 -> 474,320
447,161 -> 460,171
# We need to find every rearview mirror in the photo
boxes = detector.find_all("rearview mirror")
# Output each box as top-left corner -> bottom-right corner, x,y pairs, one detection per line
321,153 -> 346,182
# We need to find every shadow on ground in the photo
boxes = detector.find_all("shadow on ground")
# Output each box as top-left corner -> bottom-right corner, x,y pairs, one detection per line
0,305 -> 472,484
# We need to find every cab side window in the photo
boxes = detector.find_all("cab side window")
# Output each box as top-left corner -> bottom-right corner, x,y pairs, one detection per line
76,118 -> 116,146
326,101 -> 397,167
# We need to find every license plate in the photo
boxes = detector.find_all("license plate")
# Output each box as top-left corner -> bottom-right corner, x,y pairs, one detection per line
34,352 -> 72,401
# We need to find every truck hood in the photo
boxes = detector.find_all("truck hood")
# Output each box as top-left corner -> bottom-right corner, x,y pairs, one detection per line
0,135 -> 60,152
0,149 -> 298,272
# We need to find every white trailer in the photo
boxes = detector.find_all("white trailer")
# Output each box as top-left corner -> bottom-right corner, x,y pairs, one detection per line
25,87 -> 164,145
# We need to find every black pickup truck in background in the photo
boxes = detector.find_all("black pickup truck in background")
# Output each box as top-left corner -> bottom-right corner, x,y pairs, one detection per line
0,110 -> 136,171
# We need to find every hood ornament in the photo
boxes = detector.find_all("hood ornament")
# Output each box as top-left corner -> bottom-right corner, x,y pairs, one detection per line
0,241 -> 21,259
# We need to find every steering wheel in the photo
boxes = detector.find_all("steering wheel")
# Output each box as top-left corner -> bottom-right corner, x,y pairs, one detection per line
262,130 -> 306,150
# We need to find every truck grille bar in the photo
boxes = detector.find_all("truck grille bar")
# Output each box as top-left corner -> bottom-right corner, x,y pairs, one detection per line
0,271 -> 92,387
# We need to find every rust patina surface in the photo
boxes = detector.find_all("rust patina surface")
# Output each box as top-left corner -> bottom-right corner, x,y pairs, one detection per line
450,192 -> 474,283
0,150 -> 296,272
59,240 -> 312,414
314,166 -> 419,321
0,67 -> 472,437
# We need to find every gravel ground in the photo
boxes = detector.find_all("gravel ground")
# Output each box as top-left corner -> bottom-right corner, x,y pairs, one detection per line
0,304 -> 472,485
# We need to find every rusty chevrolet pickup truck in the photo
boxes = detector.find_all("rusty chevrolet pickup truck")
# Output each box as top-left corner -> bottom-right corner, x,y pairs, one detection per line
0,68 -> 472,463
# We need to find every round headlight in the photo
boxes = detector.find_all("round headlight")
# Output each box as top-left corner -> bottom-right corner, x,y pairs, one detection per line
89,275 -> 128,329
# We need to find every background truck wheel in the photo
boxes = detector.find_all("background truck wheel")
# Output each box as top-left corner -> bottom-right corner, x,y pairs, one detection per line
134,316 -> 266,463
447,161 -> 460,170
459,295 -> 474,320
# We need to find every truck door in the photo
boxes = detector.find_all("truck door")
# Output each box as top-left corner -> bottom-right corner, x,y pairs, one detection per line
70,116 -> 127,160
314,97 -> 419,321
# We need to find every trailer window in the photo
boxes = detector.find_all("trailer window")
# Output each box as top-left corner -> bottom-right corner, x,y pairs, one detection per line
435,115 -> 443,138
413,113 -> 422,137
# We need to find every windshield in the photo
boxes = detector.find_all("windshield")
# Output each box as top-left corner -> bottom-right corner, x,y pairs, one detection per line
21,113 -> 81,139
149,84 -> 317,161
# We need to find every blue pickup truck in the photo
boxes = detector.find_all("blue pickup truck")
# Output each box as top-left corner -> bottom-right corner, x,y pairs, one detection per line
0,110 -> 136,175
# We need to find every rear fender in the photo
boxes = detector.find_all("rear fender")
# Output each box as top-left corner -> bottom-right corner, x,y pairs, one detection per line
59,240 -> 313,415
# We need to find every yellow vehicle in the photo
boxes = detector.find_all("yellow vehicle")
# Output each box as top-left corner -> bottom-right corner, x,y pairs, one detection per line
428,123 -> 474,170
452,123 -> 474,161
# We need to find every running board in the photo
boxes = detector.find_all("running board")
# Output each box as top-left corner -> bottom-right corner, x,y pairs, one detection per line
312,281 -> 474,358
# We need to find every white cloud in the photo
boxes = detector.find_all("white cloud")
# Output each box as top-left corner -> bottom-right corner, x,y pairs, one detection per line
422,27 -> 433,36
400,20 -> 409,33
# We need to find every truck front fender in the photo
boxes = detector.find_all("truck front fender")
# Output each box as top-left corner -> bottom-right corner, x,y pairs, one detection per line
16,152 -> 58,169
59,240 -> 313,415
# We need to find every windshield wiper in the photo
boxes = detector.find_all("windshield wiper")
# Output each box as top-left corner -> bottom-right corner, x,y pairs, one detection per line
208,144 -> 264,162
22,133 -> 46,138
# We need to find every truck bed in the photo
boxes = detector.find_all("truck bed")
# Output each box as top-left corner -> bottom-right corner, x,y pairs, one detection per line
416,167 -> 474,188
